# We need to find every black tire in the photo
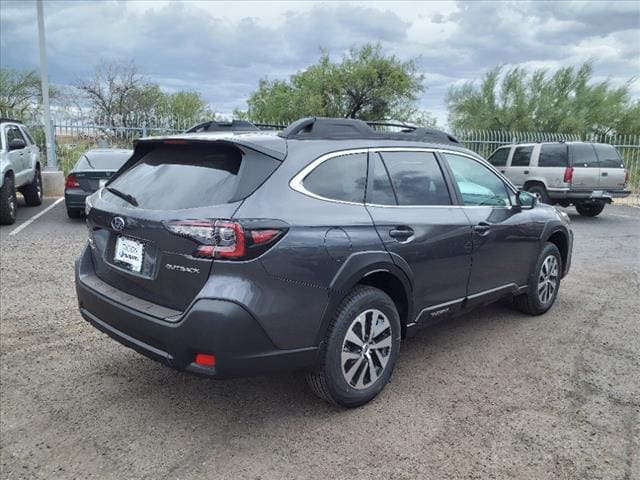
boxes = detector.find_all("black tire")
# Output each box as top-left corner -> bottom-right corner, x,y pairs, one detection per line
575,202 -> 605,217
20,167 -> 43,206
0,174 -> 17,225
66,207 -> 82,219
305,286 -> 401,408
514,242 -> 562,315
526,184 -> 551,204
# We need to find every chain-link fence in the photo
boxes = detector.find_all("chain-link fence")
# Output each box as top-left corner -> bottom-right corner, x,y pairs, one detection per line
2,110 -> 638,205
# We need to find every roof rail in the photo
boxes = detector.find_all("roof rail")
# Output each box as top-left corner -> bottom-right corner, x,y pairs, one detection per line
254,123 -> 286,131
278,117 -> 460,145
185,119 -> 259,133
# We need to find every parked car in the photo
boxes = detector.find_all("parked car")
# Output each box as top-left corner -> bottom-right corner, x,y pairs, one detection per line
0,118 -> 43,224
76,117 -> 573,407
487,142 -> 630,216
64,148 -> 133,218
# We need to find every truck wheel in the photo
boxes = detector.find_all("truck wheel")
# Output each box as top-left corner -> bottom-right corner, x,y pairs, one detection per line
526,184 -> 551,204
514,242 -> 562,315
575,202 -> 605,217
305,286 -> 401,408
0,175 -> 17,225
21,167 -> 43,206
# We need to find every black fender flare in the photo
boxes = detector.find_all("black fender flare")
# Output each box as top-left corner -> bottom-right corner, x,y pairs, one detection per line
314,250 -> 414,345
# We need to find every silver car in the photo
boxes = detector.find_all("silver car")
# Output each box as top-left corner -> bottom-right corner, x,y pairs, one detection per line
0,118 -> 43,224
488,142 -> 629,216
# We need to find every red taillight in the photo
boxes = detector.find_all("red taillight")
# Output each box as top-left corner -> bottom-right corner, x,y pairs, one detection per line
563,167 -> 574,183
164,219 -> 284,260
250,229 -> 281,245
65,174 -> 80,189
195,353 -> 216,367
624,169 -> 629,185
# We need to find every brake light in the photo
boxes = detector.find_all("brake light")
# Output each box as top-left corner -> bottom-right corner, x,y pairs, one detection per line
563,167 -> 573,183
164,220 -> 285,260
65,174 -> 80,189
624,169 -> 629,185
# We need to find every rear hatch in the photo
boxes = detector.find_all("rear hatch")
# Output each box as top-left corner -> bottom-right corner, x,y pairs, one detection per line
593,143 -> 627,190
85,140 -> 282,312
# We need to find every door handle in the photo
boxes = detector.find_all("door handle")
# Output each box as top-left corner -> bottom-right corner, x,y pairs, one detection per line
601,172 -> 608,176
473,223 -> 491,236
389,227 -> 414,240
523,170 -> 529,175
500,169 -> 505,173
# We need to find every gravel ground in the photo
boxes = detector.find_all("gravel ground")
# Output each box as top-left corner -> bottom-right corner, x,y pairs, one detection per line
1,201 -> 639,480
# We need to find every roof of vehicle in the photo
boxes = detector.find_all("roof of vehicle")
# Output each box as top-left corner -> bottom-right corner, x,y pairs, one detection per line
0,118 -> 24,125
137,117 -> 476,162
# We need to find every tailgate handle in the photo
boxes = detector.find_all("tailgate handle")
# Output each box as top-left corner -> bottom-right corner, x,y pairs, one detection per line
601,172 -> 608,176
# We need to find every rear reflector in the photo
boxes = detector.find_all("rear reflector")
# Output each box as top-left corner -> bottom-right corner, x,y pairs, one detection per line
195,353 -> 216,367
65,175 -> 80,189
563,167 -> 574,183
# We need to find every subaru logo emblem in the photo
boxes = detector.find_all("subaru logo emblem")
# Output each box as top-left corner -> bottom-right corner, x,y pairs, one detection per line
111,216 -> 126,231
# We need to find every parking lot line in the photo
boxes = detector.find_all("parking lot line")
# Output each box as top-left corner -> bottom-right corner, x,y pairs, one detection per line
9,198 -> 65,236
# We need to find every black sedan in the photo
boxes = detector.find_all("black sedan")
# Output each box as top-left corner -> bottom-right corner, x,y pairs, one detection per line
65,148 -> 132,218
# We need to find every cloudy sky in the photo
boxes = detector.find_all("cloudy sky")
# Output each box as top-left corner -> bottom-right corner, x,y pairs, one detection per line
1,0 -> 639,125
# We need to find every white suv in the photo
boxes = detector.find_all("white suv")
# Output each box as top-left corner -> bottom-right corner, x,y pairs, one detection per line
0,118 -> 43,224
488,142 -> 629,217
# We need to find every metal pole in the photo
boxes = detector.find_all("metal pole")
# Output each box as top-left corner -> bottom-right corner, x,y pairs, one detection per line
37,0 -> 57,170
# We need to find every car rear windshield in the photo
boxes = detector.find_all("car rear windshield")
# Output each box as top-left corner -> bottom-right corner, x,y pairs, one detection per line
75,151 -> 132,170
104,143 -> 278,210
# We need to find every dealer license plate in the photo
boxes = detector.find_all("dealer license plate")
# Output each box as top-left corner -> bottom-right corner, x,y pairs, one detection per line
114,236 -> 144,272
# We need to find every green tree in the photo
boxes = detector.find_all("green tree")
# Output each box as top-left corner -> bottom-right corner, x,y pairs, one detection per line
446,63 -> 638,135
0,67 -> 58,117
245,44 -> 425,123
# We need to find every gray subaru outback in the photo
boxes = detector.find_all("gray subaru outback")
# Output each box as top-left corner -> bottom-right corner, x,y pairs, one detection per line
75,117 -> 573,407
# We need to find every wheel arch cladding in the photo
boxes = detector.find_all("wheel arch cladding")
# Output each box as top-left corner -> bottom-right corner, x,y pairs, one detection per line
318,253 -> 413,344
546,230 -> 568,273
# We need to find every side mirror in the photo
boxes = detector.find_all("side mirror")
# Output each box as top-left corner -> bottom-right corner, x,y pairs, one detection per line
9,138 -> 26,151
516,190 -> 537,209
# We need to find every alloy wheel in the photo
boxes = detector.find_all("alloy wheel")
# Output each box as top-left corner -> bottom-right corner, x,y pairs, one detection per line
341,309 -> 392,390
538,255 -> 559,304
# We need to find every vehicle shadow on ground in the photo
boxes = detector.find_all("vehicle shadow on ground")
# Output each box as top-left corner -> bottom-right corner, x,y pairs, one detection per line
88,300 -> 522,421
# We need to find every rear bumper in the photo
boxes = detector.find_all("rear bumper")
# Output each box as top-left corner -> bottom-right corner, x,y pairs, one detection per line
548,189 -> 631,202
75,245 -> 318,377
65,189 -> 90,209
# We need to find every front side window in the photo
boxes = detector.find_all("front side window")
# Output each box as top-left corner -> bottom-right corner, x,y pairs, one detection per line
572,143 -> 599,168
538,144 -> 568,167
444,153 -> 511,207
487,147 -> 509,167
303,152 -> 367,203
510,146 -> 533,167
378,151 -> 451,206
593,144 -> 624,168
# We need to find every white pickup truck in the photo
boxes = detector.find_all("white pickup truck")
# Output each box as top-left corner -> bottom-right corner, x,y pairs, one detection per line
0,118 -> 43,224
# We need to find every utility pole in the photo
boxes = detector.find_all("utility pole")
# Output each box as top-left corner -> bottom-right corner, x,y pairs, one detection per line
37,0 -> 57,170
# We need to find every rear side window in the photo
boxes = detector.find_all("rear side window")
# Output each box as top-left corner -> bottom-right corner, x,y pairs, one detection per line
510,146 -> 533,167
106,144 -> 277,210
572,143 -> 599,168
369,154 -> 397,205
378,151 -> 451,206
593,144 -> 624,168
487,147 -> 509,167
538,144 -> 568,167
303,153 -> 367,203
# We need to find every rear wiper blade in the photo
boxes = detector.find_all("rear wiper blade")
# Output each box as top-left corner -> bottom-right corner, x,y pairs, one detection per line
106,187 -> 138,207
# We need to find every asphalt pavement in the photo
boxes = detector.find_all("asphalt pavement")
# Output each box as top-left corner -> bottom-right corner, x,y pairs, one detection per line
1,200 -> 638,479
